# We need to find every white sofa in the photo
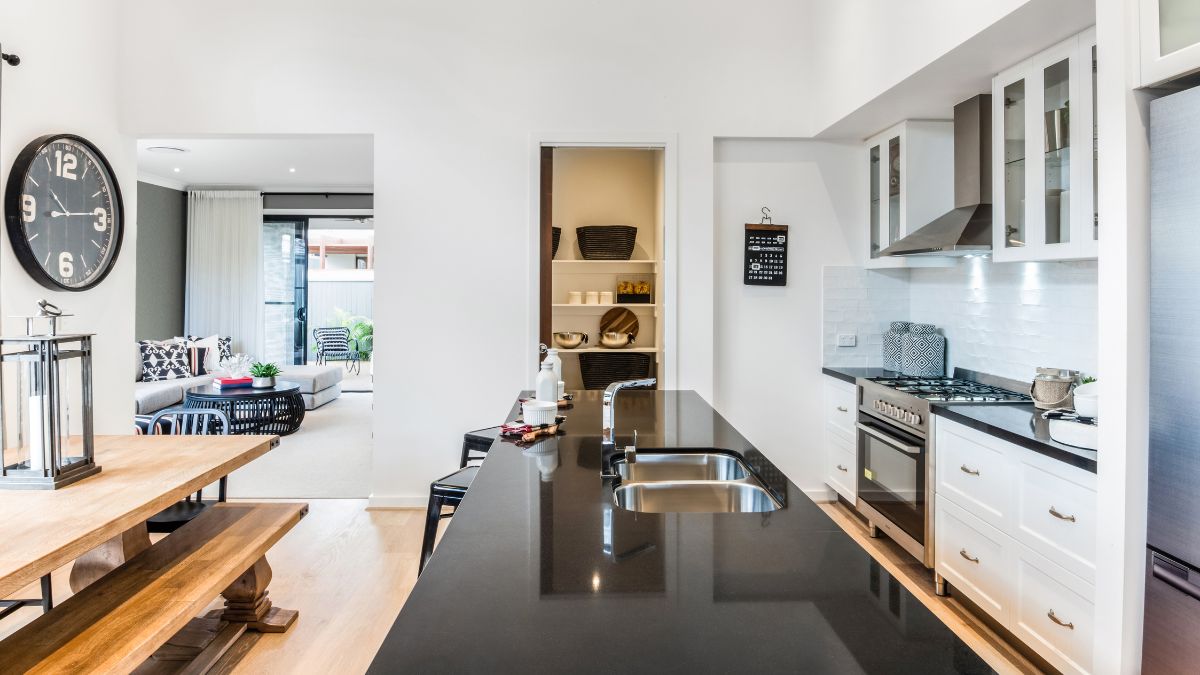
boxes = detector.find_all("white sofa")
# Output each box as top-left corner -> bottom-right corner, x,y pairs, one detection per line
133,347 -> 344,415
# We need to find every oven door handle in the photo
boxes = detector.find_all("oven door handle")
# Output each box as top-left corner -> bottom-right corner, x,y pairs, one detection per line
857,423 -> 922,456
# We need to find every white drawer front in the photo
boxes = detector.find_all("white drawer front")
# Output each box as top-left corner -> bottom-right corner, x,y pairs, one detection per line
825,432 -> 856,503
823,376 -> 856,441
936,421 -> 1011,529
1016,458 -> 1097,583
935,499 -> 1014,624
1014,546 -> 1094,675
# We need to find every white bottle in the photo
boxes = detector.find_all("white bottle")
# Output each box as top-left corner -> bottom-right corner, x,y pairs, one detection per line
544,348 -> 563,396
535,359 -> 558,402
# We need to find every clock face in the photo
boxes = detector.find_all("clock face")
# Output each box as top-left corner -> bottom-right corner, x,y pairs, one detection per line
4,135 -> 124,291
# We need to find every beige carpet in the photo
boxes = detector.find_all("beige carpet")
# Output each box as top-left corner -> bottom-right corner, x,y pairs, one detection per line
225,392 -> 373,498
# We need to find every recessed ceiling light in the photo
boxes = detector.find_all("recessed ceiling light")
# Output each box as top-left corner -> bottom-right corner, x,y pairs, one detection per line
147,146 -> 189,154
173,167 -> 181,173
288,167 -> 296,173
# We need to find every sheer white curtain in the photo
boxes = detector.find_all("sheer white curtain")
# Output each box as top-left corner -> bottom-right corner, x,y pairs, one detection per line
184,190 -> 264,359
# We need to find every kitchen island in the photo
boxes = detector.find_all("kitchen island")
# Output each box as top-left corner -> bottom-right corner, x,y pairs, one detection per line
369,390 -> 991,673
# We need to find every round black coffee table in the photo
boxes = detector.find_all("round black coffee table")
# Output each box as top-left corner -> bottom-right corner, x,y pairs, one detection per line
183,381 -> 306,435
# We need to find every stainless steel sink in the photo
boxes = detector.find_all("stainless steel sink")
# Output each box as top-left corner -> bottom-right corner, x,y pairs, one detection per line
612,481 -> 780,513
611,451 -> 749,482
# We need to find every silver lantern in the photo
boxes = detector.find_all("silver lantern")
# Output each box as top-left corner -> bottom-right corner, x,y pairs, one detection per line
0,304 -> 99,489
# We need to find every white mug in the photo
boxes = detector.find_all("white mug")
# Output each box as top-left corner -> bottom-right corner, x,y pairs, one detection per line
599,291 -> 614,304
585,291 -> 600,305
567,291 -> 583,305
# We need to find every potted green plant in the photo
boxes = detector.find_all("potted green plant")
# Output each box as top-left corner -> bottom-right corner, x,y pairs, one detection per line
249,362 -> 281,389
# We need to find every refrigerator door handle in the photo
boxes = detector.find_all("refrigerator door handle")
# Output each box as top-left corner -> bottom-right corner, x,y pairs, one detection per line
1152,554 -> 1200,602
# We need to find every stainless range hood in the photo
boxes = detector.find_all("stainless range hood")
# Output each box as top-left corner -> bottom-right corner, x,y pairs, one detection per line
880,95 -> 992,257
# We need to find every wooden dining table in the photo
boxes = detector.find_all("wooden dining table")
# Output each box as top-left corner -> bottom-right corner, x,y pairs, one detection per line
0,434 -> 279,600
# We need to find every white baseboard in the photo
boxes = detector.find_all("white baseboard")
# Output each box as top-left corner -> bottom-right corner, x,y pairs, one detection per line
367,494 -> 427,509
804,486 -> 837,503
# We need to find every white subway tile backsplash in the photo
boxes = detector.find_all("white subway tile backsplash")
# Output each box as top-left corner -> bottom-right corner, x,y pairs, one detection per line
822,259 -> 1098,381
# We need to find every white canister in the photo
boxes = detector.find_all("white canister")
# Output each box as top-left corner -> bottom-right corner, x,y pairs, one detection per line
567,291 -> 583,305
585,291 -> 600,305
599,291 -> 614,304
522,399 -> 558,426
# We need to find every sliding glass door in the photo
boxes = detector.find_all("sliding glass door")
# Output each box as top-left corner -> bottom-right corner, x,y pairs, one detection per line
262,218 -> 309,365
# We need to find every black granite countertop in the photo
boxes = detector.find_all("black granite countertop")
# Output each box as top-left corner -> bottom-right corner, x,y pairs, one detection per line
822,366 -> 1097,473
369,390 -> 993,674
931,404 -> 1097,473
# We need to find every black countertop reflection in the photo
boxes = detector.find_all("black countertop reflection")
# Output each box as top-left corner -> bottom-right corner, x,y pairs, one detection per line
822,366 -> 900,384
932,404 -> 1097,473
369,391 -> 994,674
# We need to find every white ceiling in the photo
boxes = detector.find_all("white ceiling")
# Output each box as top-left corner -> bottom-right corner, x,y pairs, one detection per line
137,134 -> 373,191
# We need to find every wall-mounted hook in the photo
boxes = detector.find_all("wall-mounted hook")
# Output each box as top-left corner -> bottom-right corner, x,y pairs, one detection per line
760,207 -> 772,224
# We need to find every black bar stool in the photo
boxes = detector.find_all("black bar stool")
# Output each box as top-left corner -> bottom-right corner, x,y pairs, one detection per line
419,465 -> 477,575
459,426 -> 501,468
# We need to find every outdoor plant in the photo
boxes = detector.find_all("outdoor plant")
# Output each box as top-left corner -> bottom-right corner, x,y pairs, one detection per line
334,308 -> 374,360
250,362 -> 281,378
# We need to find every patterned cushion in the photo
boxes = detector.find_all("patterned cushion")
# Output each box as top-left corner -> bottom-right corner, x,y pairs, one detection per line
186,346 -> 211,376
133,414 -> 169,435
184,335 -> 233,364
139,340 -> 190,381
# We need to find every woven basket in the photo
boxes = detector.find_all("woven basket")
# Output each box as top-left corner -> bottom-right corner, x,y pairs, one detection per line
576,225 -> 637,260
578,352 -> 654,391
551,227 -> 561,259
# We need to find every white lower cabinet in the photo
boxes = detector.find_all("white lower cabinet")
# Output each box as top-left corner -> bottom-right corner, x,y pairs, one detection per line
934,417 -> 1096,674
1014,546 -> 1095,675
822,375 -> 858,503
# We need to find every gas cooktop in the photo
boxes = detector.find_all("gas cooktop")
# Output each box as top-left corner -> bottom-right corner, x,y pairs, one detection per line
868,376 -> 1032,403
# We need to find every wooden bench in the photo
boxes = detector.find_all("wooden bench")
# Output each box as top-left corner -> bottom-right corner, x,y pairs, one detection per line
0,501 -> 307,674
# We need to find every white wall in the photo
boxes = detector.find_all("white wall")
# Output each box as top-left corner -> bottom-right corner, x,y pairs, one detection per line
0,2 -> 136,432
822,260 -> 1100,381
713,139 -> 861,494
802,0 -> 1029,135
114,0 -> 814,505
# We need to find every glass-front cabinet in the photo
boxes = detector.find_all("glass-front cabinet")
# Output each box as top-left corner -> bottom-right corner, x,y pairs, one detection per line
992,28 -> 1097,263
1141,0 -> 1200,86
865,120 -> 953,268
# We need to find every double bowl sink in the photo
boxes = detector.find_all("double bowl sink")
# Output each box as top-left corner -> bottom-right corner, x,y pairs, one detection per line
609,450 -> 781,514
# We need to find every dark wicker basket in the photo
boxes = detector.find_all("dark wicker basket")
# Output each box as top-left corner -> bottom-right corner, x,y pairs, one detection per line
576,225 -> 637,260
551,227 -> 561,259
578,352 -> 655,390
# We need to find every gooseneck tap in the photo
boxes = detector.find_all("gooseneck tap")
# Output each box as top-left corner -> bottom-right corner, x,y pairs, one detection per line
601,378 -> 656,463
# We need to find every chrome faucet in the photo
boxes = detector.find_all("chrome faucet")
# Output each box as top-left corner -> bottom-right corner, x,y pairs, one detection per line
602,378 -> 656,463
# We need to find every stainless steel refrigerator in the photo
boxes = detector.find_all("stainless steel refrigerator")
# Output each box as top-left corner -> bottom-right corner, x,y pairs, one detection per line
1147,84 -> 1200,674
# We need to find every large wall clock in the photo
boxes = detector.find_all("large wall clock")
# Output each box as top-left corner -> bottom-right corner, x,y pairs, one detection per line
4,134 -> 124,291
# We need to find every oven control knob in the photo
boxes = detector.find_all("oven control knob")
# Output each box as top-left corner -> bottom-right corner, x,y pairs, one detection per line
907,412 -> 918,425
873,400 -> 882,411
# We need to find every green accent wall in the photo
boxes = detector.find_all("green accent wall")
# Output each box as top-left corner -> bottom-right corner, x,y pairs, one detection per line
135,181 -> 187,340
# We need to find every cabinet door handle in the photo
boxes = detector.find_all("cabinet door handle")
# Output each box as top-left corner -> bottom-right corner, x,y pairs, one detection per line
836,406 -> 848,412
960,465 -> 980,476
836,464 -> 848,472
1047,609 -> 1074,630
959,549 -> 980,564
1048,506 -> 1076,523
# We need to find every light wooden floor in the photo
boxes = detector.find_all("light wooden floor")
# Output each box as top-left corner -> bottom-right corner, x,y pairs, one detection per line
2,498 -> 1038,674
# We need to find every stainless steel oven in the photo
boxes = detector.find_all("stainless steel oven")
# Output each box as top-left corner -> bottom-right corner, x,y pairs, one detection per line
856,378 -> 935,569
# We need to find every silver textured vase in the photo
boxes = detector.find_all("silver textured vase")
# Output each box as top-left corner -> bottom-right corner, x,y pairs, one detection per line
901,324 -> 945,376
882,321 -> 911,372
252,376 -> 276,389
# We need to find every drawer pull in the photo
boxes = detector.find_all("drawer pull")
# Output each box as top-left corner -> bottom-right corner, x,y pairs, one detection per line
1047,609 -> 1074,630
1048,506 -> 1077,523
836,406 -> 849,413
959,465 -> 980,476
836,464 -> 849,472
959,549 -> 980,564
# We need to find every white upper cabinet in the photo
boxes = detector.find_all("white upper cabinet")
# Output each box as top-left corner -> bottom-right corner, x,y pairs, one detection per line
992,28 -> 1098,263
864,121 -> 954,269
1141,0 -> 1200,86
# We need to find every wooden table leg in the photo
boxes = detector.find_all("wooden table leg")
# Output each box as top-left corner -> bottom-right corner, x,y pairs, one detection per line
69,522 -> 151,592
220,556 -> 297,633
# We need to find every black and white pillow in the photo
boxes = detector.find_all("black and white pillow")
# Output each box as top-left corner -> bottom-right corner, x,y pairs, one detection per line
186,346 -> 211,376
139,340 -> 190,381
186,335 -> 232,361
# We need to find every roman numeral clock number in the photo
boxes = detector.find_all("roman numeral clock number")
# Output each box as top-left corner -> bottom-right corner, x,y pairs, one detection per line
5,135 -> 123,291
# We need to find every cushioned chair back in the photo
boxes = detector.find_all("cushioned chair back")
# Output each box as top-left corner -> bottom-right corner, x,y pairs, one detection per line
314,327 -> 351,352
147,407 -> 231,435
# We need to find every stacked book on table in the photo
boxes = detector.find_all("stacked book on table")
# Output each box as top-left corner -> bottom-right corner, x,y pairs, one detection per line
213,376 -> 252,390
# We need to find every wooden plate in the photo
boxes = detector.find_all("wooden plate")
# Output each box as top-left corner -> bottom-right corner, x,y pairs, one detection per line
599,307 -> 639,338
